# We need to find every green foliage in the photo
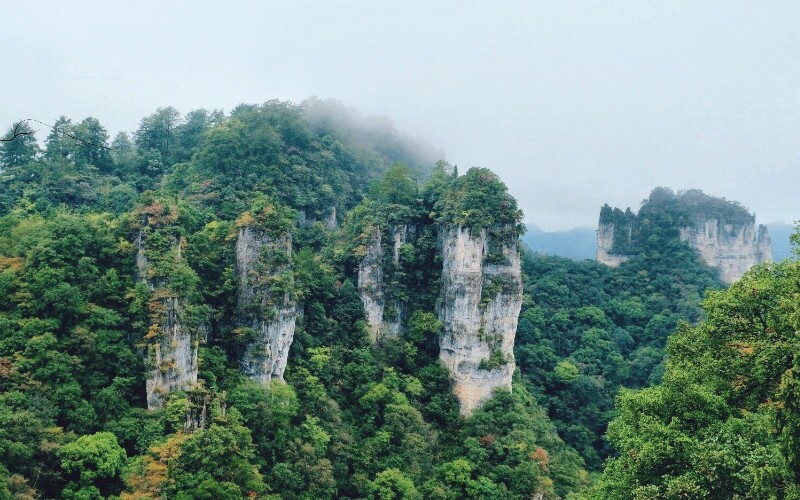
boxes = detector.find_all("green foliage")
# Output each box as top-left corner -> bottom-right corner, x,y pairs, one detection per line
175,479 -> 243,500
59,432 -> 126,497
0,121 -> 40,170
434,167 -> 524,235
481,274 -> 519,306
554,360 -> 580,384
121,409 -> 267,499
134,106 -> 182,168
238,195 -> 297,238
406,311 -> 442,346
373,164 -> 419,206
369,468 -> 422,499
173,412 -> 265,495
478,348 -> 507,370
0,103 -> 603,499
459,387 -> 588,498
592,257 -> 800,498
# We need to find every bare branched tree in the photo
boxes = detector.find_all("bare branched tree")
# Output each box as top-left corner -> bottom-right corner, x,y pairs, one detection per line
0,121 -> 35,142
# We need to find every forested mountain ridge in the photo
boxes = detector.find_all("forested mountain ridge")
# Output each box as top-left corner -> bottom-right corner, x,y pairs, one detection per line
521,225 -> 596,261
0,102 -> 586,499
2,101 -> 797,499
597,187 -> 772,283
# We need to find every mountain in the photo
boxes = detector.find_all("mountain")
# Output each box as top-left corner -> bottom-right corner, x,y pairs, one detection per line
596,187 -> 772,284
0,101 -> 585,499
4,103 -> 795,498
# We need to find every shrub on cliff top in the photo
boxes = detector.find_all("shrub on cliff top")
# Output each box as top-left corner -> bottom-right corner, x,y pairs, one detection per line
434,167 -> 524,236
235,195 -> 297,238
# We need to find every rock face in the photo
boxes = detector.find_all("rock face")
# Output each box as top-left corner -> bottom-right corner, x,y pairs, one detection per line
325,206 -> 338,231
596,223 -> 631,267
136,230 -> 199,410
297,207 -> 338,230
679,219 -> 773,284
438,226 -> 522,416
757,225 -> 773,264
596,190 -> 773,284
357,224 -> 415,341
235,226 -> 297,383
596,216 -> 773,284
358,228 -> 384,340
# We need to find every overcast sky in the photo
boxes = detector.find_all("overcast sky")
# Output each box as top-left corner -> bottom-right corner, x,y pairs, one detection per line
2,1 -> 798,230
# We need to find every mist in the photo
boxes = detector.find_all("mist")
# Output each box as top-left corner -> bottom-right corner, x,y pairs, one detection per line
2,1 -> 799,230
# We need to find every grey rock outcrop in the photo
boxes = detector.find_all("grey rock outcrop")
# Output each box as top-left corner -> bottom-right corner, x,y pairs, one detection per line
596,223 -> 631,267
357,224 -> 415,341
297,207 -> 338,230
679,218 -> 772,284
438,226 -> 522,416
235,226 -> 297,383
325,206 -> 338,231
596,190 -> 773,284
136,230 -> 199,410
757,225 -> 773,263
358,228 -> 384,341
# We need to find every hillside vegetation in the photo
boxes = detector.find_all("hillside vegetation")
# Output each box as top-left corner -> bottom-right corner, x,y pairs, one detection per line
0,102 -> 585,499
1,101 -> 797,499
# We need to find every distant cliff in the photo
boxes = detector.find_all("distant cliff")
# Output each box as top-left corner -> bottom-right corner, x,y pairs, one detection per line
678,218 -> 771,283
596,188 -> 772,283
596,222 -> 633,268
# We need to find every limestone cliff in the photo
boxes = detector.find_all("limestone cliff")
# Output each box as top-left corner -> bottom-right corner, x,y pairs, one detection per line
136,230 -> 199,410
358,228 -> 384,340
438,226 -> 522,416
297,206 -> 338,230
596,189 -> 773,284
357,224 -> 415,341
757,225 -> 773,263
679,218 -> 772,284
596,223 -> 631,267
235,226 -> 297,383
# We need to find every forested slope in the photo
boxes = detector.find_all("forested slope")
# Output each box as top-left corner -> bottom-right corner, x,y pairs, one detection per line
592,237 -> 800,498
0,101 -> 585,499
2,100 -> 795,499
517,189 -> 728,470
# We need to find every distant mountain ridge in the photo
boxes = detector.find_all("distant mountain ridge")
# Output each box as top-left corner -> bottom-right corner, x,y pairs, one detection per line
522,224 -> 596,260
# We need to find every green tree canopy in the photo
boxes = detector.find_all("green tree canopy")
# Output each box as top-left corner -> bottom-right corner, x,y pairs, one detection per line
0,121 -> 39,170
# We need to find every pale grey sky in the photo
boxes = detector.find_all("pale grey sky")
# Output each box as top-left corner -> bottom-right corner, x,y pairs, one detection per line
2,0 -> 798,230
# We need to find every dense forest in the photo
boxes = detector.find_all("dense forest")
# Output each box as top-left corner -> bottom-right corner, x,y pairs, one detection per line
0,101 -> 585,499
519,188 -> 728,470
0,100 -> 797,499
